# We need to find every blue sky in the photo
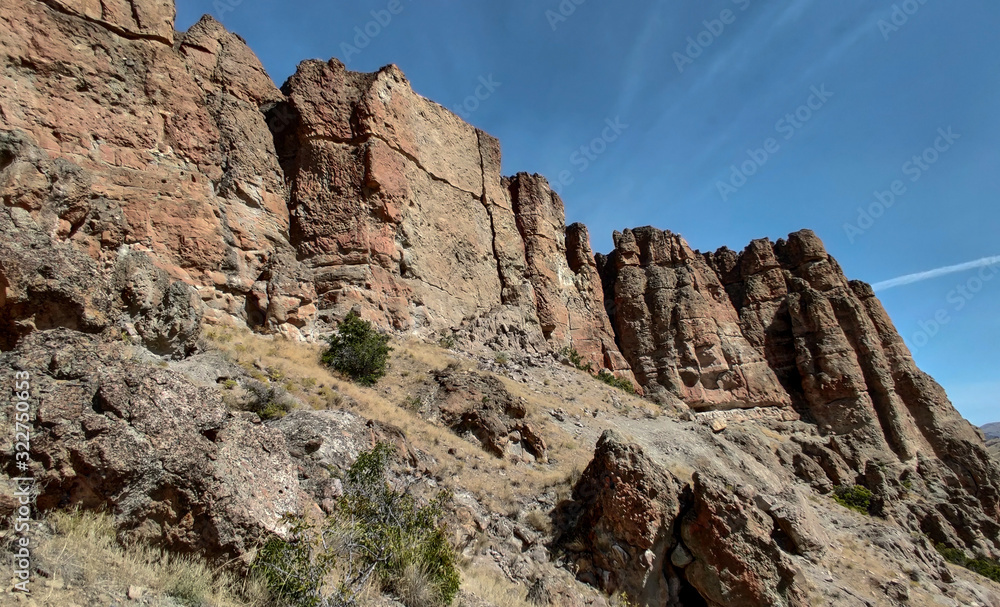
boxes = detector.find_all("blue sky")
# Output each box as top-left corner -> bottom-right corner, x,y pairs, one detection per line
176,0 -> 1000,425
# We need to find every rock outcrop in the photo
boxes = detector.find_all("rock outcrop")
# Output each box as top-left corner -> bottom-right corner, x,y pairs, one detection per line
982,422 -> 1000,440
0,0 -> 632,376
2,1 -> 999,606
599,227 -> 1000,564
0,330 -> 303,560
433,365 -> 547,462
0,0 -> 310,347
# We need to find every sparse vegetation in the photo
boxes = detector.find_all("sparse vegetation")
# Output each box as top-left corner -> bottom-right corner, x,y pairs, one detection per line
596,369 -> 637,394
935,543 -> 1000,583
832,485 -> 873,515
525,508 -> 552,534
244,380 -> 295,420
438,334 -> 457,349
13,509 -> 266,606
402,395 -> 423,412
253,443 -> 460,606
493,351 -> 509,365
559,346 -> 593,373
559,347 -> 637,394
322,311 -> 393,386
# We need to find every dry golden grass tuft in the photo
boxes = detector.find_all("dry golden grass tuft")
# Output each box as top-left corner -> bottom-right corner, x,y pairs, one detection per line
8,509 -> 269,606
458,563 -> 533,607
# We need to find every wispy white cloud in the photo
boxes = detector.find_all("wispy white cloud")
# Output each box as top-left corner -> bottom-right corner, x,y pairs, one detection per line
872,255 -> 1000,291
613,0 -> 667,118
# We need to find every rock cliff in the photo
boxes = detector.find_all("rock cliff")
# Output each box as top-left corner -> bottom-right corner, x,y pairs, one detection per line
1,1 -> 999,606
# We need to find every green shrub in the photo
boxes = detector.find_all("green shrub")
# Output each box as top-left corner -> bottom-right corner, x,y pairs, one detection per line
966,558 -> 1000,583
935,544 -> 1000,584
244,381 -> 294,420
253,443 -> 460,606
438,334 -> 457,349
936,543 -> 968,566
596,370 -> 636,395
322,311 -> 392,386
832,485 -> 873,514
559,346 -> 594,373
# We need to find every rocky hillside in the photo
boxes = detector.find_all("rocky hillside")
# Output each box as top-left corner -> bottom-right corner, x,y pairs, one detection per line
2,1 -> 999,606
983,423 -> 1000,440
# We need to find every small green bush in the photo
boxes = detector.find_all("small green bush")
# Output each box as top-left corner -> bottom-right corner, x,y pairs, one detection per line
935,543 -> 1000,583
832,485 -> 873,514
936,543 -> 968,566
253,443 -> 460,607
596,370 -> 636,395
559,346 -> 594,373
322,311 -> 392,386
438,334 -> 456,349
244,381 -> 294,420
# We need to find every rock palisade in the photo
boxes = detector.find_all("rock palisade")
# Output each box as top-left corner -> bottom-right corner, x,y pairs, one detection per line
1,1 -> 999,606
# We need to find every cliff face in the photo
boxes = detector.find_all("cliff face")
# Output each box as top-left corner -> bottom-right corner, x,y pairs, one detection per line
599,227 -> 1000,556
2,2 -> 999,606
0,0 -> 631,381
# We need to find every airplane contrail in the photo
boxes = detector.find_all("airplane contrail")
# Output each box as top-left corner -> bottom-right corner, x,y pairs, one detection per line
872,255 -> 1000,292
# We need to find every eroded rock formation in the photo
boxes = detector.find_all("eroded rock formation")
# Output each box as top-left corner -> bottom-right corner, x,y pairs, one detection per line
1,330 -> 304,559
0,0 -> 633,377
598,227 -> 1000,570
2,2 -> 999,606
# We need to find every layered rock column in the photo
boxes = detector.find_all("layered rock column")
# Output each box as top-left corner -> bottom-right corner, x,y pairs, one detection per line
598,227 -> 791,408
507,174 -> 632,376
275,65 -> 634,377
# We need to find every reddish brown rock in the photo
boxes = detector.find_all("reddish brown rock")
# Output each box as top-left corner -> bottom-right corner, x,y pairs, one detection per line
0,1 -> 310,346
681,472 -> 808,607
602,227 -> 1000,557
433,365 -> 547,463
507,174 -> 635,382
1,330 -> 304,560
278,59 -> 507,331
559,431 -> 683,604
599,227 -> 790,408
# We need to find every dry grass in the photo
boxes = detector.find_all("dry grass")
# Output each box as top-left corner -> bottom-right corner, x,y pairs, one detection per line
525,508 -> 553,534
458,563 -> 532,607
200,325 -> 599,516
394,563 -> 441,607
15,509 -> 269,606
